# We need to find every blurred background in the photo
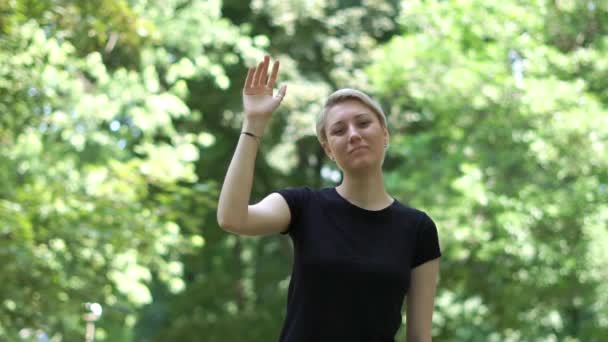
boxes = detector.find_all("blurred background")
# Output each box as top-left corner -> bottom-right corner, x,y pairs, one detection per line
1,0 -> 607,341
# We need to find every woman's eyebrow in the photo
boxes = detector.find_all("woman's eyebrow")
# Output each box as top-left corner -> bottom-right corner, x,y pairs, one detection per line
330,113 -> 370,127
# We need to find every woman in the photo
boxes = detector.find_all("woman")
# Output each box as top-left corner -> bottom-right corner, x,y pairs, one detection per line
217,55 -> 441,342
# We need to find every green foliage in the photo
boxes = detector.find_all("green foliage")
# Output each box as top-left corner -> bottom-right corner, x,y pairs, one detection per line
369,0 -> 608,340
0,4 -> 211,340
1,0 -> 607,341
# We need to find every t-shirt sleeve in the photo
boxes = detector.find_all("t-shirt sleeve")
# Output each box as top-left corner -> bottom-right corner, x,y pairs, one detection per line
273,186 -> 311,235
411,211 -> 442,269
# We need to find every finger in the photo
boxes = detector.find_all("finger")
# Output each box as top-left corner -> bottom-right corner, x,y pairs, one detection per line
260,55 -> 270,85
275,84 -> 287,101
267,60 -> 280,88
244,67 -> 255,90
253,60 -> 264,86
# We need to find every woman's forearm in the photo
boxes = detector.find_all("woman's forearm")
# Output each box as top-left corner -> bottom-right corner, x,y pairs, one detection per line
216,118 -> 267,230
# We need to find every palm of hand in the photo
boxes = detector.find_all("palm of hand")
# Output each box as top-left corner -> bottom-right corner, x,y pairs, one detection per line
243,88 -> 276,117
242,56 -> 287,118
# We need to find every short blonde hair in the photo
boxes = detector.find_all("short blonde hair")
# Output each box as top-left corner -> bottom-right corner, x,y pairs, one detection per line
316,88 -> 388,144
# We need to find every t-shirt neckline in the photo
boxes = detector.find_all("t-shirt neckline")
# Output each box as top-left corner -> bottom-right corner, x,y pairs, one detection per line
330,187 -> 397,214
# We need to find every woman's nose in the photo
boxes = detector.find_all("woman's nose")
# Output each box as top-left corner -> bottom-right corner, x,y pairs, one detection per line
347,125 -> 362,141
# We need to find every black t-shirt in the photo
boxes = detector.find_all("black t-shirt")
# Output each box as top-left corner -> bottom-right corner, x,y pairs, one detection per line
274,186 -> 441,342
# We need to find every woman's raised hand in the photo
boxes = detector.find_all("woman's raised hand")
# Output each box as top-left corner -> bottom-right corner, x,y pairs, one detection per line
242,55 -> 287,122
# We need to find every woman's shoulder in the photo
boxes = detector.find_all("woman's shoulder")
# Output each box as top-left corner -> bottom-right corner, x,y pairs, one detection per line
275,185 -> 332,196
273,185 -> 320,207
274,185 -> 317,196
390,198 -> 433,222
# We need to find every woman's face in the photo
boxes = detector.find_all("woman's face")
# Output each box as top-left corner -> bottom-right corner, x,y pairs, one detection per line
322,99 -> 389,172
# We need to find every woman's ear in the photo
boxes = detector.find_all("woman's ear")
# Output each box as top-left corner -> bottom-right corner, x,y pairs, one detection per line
383,126 -> 389,146
321,141 -> 333,160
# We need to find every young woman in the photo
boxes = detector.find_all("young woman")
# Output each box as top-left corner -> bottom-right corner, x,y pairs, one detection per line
217,55 -> 441,342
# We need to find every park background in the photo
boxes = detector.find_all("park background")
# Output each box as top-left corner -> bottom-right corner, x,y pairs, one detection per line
1,0 -> 607,341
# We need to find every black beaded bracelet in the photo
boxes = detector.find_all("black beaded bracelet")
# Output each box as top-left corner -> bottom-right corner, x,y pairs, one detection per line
241,131 -> 260,144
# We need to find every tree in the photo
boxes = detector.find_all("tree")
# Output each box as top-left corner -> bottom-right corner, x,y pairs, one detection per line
2,0 -> 606,340
369,0 -> 608,339
0,0 -> 223,339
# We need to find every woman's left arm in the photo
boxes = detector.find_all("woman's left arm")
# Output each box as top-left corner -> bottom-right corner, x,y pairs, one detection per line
405,257 -> 440,342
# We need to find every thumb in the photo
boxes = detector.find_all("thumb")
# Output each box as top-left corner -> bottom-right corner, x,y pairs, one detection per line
275,84 -> 287,101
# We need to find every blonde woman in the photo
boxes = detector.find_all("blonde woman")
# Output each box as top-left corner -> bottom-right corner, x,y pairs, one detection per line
217,55 -> 441,342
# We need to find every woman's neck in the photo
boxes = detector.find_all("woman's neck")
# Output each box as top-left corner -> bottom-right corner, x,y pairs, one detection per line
336,172 -> 393,210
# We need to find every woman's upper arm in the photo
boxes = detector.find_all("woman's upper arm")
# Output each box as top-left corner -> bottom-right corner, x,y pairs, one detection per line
222,192 -> 291,236
406,257 -> 440,341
